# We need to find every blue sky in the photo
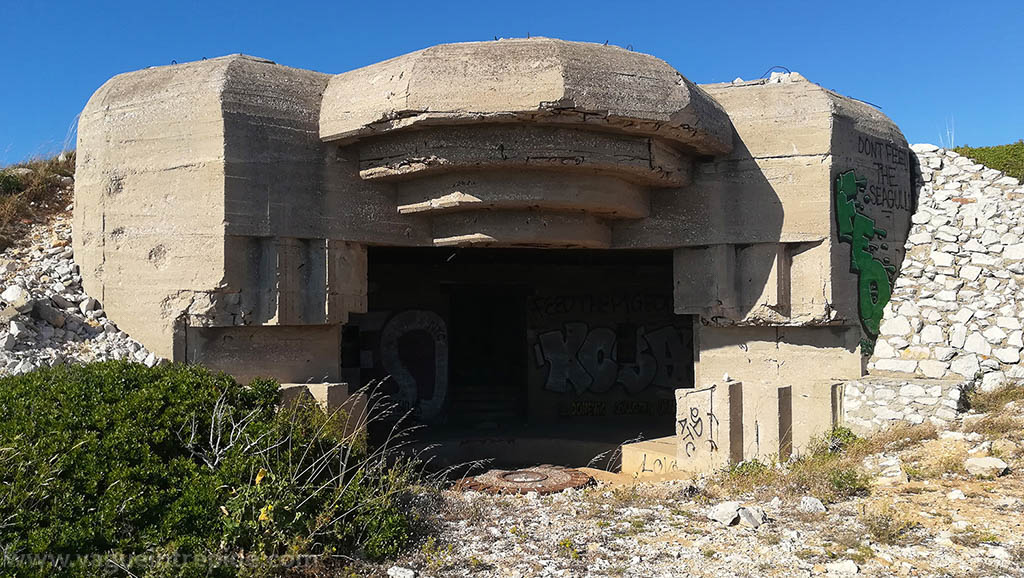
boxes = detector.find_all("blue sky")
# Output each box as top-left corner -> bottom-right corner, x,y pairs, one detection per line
1,0 -> 1021,165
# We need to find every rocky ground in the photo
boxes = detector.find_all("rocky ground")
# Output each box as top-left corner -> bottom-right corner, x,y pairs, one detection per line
368,399 -> 1024,578
0,186 -> 158,374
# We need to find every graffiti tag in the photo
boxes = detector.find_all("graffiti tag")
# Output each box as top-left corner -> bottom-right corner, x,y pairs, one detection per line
534,323 -> 688,394
834,170 -> 896,353
677,385 -> 720,458
380,310 -> 448,419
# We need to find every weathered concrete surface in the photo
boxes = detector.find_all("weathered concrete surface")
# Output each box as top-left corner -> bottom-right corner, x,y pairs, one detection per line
75,56 -> 237,359
76,41 -> 913,471
320,38 -> 733,156
75,55 -> 364,364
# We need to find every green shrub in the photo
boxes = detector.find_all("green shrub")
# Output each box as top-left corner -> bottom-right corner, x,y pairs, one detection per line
0,170 -> 22,195
953,140 -> 1024,181
818,426 -> 859,455
0,361 -> 422,577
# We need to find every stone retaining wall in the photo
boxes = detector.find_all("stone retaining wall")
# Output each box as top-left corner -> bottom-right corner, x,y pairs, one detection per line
868,144 -> 1024,393
842,377 -> 966,434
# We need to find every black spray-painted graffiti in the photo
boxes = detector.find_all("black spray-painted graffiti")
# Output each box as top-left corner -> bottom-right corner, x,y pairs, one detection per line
678,385 -> 719,458
835,170 -> 896,354
856,136 -> 912,211
534,323 -> 688,394
638,452 -> 679,475
380,310 -> 448,420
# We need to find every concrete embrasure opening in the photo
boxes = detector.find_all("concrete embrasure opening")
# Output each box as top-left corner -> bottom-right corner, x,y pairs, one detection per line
349,247 -> 694,469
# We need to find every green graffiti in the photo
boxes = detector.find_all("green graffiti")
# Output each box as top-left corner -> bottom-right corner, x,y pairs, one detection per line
834,170 -> 896,345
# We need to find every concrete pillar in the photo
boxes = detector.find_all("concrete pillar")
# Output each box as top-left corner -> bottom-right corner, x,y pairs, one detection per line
690,324 -> 860,463
675,381 -> 742,470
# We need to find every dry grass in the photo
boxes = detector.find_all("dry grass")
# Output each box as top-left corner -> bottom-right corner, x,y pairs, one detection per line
712,423 -> 950,502
961,384 -> 1024,443
0,153 -> 75,245
715,427 -> 873,504
902,438 -> 968,479
966,383 -> 1024,414
858,503 -> 919,545
822,530 -> 875,564
963,414 -> 1023,439
854,422 -> 939,455
951,526 -> 1001,547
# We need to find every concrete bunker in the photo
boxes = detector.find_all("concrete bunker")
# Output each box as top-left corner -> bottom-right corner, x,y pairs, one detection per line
74,38 -> 914,474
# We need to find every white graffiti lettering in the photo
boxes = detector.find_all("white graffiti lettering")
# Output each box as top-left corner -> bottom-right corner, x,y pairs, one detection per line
534,323 -> 688,394
380,310 -> 448,419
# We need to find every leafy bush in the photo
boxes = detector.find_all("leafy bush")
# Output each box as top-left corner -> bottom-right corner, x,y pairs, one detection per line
954,140 -> 1024,181
0,170 -> 23,195
0,361 -> 423,577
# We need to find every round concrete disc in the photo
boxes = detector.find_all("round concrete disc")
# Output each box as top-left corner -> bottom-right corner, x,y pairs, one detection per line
456,464 -> 593,495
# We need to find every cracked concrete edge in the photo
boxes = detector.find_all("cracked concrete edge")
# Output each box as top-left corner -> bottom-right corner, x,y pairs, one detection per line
319,38 -> 733,156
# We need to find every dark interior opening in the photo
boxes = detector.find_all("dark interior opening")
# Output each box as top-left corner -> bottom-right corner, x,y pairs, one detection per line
351,247 -> 693,469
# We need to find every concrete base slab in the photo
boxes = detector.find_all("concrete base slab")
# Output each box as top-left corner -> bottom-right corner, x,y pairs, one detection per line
621,436 -> 692,477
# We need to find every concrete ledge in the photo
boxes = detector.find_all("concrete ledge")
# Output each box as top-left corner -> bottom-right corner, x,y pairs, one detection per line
621,436 -> 689,478
279,382 -> 369,438
320,38 -> 733,156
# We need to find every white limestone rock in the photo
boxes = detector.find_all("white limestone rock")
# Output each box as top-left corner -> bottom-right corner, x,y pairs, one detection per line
918,360 -> 949,379
964,456 -> 1008,478
981,371 -> 1006,392
879,317 -> 912,336
707,501 -> 741,525
920,325 -> 944,344
949,354 -> 980,378
964,332 -> 991,356
797,496 -> 827,514
993,347 -> 1021,364
874,359 -> 917,373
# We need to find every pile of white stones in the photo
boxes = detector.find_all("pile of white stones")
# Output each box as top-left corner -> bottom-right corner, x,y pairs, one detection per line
0,211 -> 159,375
869,143 -> 1024,392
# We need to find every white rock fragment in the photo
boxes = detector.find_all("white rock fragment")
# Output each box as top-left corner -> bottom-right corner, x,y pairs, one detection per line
964,456 -> 1008,478
796,496 -> 826,514
79,297 -> 98,314
707,501 -> 741,526
825,559 -> 860,575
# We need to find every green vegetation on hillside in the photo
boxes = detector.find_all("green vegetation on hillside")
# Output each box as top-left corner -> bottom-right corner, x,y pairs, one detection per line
0,362 -> 425,577
953,140 -> 1024,181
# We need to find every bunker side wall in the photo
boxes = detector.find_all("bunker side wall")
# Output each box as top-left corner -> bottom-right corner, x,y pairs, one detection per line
74,58 -> 233,359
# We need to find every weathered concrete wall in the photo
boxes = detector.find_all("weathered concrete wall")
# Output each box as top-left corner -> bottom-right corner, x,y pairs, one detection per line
75,57 -> 233,358
75,55 -> 365,379
75,40 -> 917,472
661,74 -> 911,464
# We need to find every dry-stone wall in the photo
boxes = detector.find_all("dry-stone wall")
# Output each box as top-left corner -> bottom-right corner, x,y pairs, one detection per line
843,377 -> 964,432
844,144 -> 1024,432
870,144 -> 1024,389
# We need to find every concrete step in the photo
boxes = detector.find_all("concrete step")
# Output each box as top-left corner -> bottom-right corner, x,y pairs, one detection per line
620,436 -> 689,478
